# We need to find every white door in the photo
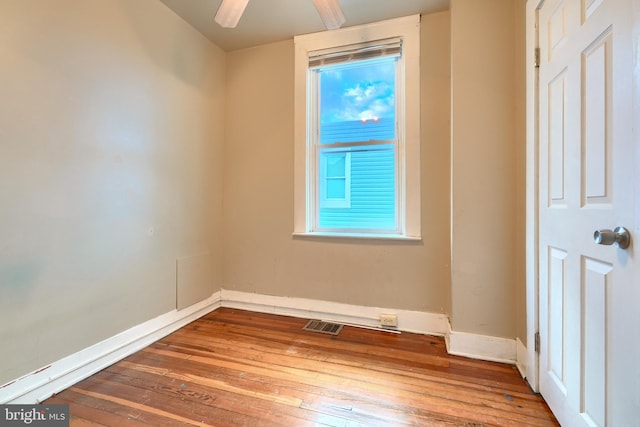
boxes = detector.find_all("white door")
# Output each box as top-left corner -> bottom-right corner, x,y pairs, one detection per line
537,0 -> 639,425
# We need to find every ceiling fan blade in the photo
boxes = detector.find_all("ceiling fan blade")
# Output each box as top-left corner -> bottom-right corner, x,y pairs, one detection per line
214,0 -> 345,31
312,0 -> 346,30
214,0 -> 249,28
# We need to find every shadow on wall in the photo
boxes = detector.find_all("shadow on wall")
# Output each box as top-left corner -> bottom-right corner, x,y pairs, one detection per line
119,0 -> 214,89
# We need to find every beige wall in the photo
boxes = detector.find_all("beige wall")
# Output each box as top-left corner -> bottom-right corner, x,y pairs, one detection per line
222,12 -> 452,314
450,0 -> 523,338
0,0 -> 226,385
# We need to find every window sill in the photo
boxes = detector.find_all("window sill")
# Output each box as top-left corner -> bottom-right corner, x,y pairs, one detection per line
292,231 -> 422,242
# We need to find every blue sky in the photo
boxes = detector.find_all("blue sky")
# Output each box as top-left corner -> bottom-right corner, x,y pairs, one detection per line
319,58 -> 396,123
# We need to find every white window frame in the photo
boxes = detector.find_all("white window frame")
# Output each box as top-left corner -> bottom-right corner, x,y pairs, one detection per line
293,15 -> 421,240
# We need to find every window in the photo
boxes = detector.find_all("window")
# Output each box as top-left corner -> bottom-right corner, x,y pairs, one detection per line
294,15 -> 421,239
320,151 -> 351,209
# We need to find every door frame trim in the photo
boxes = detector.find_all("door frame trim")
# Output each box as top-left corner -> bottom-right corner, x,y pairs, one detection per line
525,0 -> 544,393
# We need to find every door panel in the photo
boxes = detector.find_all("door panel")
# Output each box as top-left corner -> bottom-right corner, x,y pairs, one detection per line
547,246 -> 567,394
548,71 -> 567,205
537,0 -> 638,425
582,32 -> 611,205
581,257 -> 610,427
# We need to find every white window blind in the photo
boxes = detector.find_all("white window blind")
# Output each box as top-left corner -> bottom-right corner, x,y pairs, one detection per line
308,38 -> 402,69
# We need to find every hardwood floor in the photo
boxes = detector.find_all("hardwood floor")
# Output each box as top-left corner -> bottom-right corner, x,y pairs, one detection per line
46,308 -> 558,426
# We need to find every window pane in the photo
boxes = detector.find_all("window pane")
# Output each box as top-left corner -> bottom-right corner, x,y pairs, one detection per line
326,156 -> 345,178
319,149 -> 350,209
326,178 -> 346,199
319,58 -> 396,144
319,144 -> 395,230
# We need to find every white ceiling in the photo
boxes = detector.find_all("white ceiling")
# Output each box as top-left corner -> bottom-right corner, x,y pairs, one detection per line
159,0 -> 450,52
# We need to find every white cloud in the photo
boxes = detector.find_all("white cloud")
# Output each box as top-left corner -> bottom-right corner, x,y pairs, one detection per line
320,60 -> 396,123
338,82 -> 394,121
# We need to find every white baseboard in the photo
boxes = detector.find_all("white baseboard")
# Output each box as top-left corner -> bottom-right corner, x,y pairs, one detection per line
446,329 -> 517,365
221,290 -> 520,366
516,337 -> 528,378
1,292 -> 221,404
220,289 -> 450,336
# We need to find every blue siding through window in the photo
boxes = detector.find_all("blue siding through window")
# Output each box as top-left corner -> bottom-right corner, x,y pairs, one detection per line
318,119 -> 396,231
320,118 -> 395,144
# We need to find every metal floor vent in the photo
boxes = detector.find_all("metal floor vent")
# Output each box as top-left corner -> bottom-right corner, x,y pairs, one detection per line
303,319 -> 344,336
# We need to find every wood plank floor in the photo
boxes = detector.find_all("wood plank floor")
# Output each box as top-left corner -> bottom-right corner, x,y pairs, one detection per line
46,308 -> 558,426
